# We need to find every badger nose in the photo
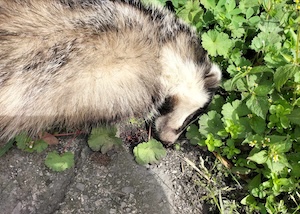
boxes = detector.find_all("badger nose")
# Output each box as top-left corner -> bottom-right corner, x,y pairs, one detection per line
158,128 -> 179,146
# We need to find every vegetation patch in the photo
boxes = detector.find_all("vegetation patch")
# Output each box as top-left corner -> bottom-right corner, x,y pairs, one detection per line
150,0 -> 299,213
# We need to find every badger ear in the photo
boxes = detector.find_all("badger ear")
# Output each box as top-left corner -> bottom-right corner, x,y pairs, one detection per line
204,63 -> 222,89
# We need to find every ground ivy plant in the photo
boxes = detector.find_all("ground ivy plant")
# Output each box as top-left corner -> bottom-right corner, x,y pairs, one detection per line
155,0 -> 300,213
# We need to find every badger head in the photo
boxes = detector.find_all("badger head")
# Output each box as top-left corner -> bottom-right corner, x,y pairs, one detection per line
154,45 -> 222,145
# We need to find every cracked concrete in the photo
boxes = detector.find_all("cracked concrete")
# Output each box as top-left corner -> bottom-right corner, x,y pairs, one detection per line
0,136 -> 207,214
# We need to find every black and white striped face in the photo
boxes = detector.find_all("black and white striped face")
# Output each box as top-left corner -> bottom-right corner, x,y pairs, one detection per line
154,60 -> 222,145
154,95 -> 211,145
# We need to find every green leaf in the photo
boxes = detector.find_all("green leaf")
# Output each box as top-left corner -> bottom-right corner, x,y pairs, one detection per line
198,110 -> 223,136
272,178 -> 294,193
216,0 -> 226,8
222,100 -> 250,122
243,134 -> 264,147
254,85 -> 272,96
290,162 -> 300,177
205,133 -> 222,152
288,107 -> 300,125
221,101 -> 239,121
14,133 -> 48,153
245,7 -> 254,19
266,158 -> 287,173
0,139 -> 15,157
209,94 -> 225,113
249,16 -> 260,25
249,66 -> 274,74
201,30 -> 234,57
186,124 -> 202,145
274,64 -> 300,91
177,1 -> 203,24
258,22 -> 282,34
250,36 -> 264,52
241,195 -> 256,206
248,173 -> 261,191
295,72 -> 300,83
133,139 -> 167,165
239,0 -> 260,10
33,139 -> 48,153
246,95 -> 269,119
15,133 -> 31,150
247,150 -> 268,164
230,71 -> 248,89
252,184 -> 267,199
230,15 -> 246,28
45,151 -> 75,172
224,0 -> 236,12
88,126 -> 122,154
250,32 -> 282,52
231,27 -> 245,38
249,115 -> 266,134
224,119 -> 245,139
248,174 -> 268,198
268,135 -> 292,153
201,0 -> 216,9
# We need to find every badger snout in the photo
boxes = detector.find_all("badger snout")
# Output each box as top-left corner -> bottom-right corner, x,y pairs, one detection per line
156,127 -> 179,145
153,116 -> 180,145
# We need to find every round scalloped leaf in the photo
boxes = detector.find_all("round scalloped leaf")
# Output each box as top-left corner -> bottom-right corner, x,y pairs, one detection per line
88,127 -> 122,153
133,139 -> 166,165
45,151 -> 74,172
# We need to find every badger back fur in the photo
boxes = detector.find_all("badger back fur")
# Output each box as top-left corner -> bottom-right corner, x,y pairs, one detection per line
0,0 -> 221,145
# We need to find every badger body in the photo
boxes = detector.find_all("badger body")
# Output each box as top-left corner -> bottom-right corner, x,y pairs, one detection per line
0,0 -> 221,144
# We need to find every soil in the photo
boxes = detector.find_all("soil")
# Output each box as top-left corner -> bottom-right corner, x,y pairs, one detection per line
0,122 -> 245,214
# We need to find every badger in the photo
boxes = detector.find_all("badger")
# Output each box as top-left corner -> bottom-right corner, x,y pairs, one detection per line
0,0 -> 221,145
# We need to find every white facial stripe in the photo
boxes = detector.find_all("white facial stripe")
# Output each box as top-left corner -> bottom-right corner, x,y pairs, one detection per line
155,44 -> 221,144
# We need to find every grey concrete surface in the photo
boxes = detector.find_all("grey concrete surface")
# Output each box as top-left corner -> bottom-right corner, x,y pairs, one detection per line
0,137 -> 205,214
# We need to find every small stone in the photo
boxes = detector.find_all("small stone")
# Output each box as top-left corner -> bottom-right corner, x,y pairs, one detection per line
121,186 -> 134,194
109,208 -> 117,214
94,199 -> 102,206
120,202 -> 126,209
76,183 -> 85,191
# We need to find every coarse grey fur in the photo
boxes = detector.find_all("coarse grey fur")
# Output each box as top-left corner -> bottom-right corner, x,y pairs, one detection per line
0,0 -> 222,145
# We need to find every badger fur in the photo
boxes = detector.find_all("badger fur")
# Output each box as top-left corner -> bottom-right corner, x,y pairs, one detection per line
0,0 -> 221,145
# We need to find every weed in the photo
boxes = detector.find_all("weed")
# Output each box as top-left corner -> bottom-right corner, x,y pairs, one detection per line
154,0 -> 300,212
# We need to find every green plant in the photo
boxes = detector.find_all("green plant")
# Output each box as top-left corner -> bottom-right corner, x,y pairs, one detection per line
4,132 -> 76,172
45,151 -> 75,172
88,126 -> 122,153
0,138 -> 15,157
15,133 -> 48,153
155,0 -> 300,212
133,138 -> 167,165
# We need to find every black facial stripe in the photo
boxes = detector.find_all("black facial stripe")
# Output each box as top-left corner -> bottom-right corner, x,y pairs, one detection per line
175,109 -> 202,134
158,96 -> 176,116
175,101 -> 211,134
